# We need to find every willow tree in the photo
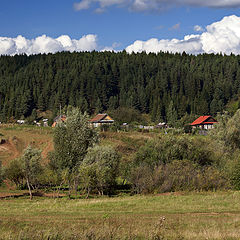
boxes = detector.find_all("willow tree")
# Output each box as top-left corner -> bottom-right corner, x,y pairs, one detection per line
79,145 -> 120,197
20,146 -> 42,200
52,107 -> 98,197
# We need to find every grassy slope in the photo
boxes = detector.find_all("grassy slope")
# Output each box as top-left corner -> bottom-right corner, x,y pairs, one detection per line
0,192 -> 240,239
0,125 -> 53,166
0,125 -> 154,166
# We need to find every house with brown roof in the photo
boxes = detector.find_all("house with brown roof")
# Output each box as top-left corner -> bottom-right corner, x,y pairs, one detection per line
190,115 -> 218,130
89,113 -> 114,128
52,115 -> 67,127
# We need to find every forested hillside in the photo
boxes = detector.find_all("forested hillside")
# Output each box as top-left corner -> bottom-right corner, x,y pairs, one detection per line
0,51 -> 240,122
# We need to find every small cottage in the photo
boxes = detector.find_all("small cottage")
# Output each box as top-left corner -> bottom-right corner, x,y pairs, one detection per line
89,113 -> 114,128
191,115 -> 218,130
52,115 -> 66,127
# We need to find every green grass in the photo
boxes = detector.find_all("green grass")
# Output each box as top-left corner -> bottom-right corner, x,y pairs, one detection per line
1,191 -> 240,239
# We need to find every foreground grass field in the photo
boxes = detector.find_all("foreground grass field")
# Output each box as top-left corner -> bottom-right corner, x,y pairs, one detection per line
1,192 -> 240,239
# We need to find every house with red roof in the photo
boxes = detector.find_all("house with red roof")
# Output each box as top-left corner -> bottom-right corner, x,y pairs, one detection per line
89,113 -> 114,128
51,115 -> 67,127
190,115 -> 218,130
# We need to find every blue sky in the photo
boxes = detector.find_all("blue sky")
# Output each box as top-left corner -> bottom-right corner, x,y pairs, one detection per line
1,0 -> 240,55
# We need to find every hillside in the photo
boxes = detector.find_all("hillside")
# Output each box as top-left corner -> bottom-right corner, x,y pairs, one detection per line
1,52 -> 240,123
0,125 -> 53,165
0,124 -> 153,166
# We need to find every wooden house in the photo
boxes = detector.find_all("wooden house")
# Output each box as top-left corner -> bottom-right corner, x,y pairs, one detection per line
190,115 -> 218,130
89,113 -> 114,128
52,115 -> 66,127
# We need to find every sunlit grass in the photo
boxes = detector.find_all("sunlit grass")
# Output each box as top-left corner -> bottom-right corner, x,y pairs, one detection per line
0,191 -> 240,239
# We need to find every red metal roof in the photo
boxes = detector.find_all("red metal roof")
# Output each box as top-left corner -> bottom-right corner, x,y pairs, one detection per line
191,116 -> 217,126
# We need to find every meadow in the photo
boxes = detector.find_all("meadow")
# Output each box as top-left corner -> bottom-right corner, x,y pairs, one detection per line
1,124 -> 240,239
1,191 -> 240,239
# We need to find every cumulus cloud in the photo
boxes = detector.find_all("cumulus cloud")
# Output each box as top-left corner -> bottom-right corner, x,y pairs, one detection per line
126,15 -> 240,55
126,35 -> 203,55
74,0 -> 240,12
0,34 -> 98,55
2,15 -> 240,56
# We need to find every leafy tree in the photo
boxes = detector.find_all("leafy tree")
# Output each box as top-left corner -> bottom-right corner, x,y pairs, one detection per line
231,159 -> 240,190
4,158 -> 25,188
0,160 -> 3,185
224,109 -> 240,149
52,107 -> 98,197
20,146 -> 43,199
210,110 -> 240,150
109,107 -> 143,125
79,145 -> 120,197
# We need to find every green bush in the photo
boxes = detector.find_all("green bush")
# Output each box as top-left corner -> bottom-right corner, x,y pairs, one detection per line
79,145 -> 120,196
4,158 -> 25,188
129,135 -> 228,193
133,136 -> 214,169
130,160 -> 229,194
230,160 -> 240,190
0,160 -> 3,185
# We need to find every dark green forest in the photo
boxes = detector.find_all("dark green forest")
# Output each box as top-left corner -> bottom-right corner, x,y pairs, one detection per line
0,51 -> 240,122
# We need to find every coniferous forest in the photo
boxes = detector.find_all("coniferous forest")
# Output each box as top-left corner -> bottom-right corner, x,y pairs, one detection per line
0,51 -> 240,122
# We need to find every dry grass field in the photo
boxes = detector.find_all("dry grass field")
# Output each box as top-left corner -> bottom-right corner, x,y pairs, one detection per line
0,192 -> 240,239
0,124 -> 53,166
0,124 -> 152,166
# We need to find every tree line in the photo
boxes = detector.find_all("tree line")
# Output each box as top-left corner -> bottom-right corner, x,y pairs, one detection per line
0,51 -> 240,123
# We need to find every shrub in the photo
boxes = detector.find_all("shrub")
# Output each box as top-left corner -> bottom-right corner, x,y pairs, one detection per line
4,158 -> 25,188
0,160 -> 3,185
230,160 -> 240,190
130,160 -> 229,194
129,135 -> 228,193
133,136 -> 214,169
79,145 -> 120,196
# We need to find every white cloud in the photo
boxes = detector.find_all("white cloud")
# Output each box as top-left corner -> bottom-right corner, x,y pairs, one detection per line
2,15 -> 240,56
126,15 -> 240,55
126,35 -> 203,55
74,0 -> 126,12
201,15 -> 240,54
74,0 -> 91,11
74,0 -> 240,12
0,34 -> 98,55
0,38 -> 16,55
194,25 -> 204,32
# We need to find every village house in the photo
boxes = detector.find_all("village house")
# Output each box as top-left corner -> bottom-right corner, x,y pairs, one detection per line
89,113 -> 114,128
191,115 -> 218,130
51,115 -> 66,127
43,118 -> 48,127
